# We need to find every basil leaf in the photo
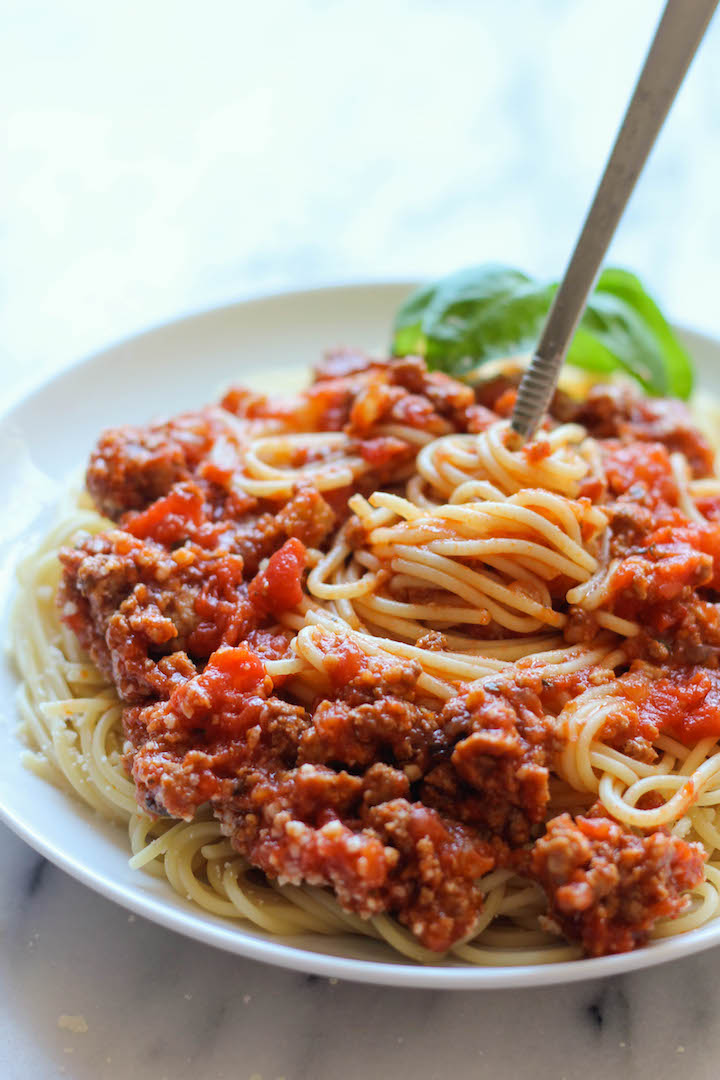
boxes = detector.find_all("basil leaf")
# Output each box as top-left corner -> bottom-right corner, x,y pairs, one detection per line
391,263 -> 693,399
593,268 -> 693,397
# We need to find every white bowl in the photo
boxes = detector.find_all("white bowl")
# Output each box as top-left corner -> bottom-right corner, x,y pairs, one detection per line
1,281 -> 719,989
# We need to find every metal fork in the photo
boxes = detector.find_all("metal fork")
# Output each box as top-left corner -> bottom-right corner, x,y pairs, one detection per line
510,0 -> 718,443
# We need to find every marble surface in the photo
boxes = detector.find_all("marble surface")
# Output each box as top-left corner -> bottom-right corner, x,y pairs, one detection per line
4,1 -> 720,1077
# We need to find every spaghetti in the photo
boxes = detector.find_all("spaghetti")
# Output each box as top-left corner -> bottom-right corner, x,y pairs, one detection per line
12,351 -> 720,964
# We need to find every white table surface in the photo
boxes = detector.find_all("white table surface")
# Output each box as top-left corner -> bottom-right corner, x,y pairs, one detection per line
3,2 -> 720,1077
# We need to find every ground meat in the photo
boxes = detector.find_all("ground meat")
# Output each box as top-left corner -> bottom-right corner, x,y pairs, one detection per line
308,354 -> 474,439
314,633 -> 422,705
364,799 -> 496,952
598,706 -> 659,765
122,642 -> 496,951
312,352 -> 475,433
594,435 -> 720,666
423,680 -> 556,846
230,512 -> 290,577
604,542 -> 720,667
347,373 -> 453,438
387,356 -> 475,423
220,748 -> 486,955
299,695 -> 440,773
361,763 -> 410,807
86,408 -> 235,519
120,477 -> 336,579
416,630 -> 448,652
223,353 -> 476,442
124,646 -> 309,818
242,627 -> 295,663
531,812 -> 705,956
58,531 -> 253,701
216,765 -> 393,915
119,480 -> 254,550
571,384 -> 714,478
298,635 -> 439,773
563,608 -> 601,645
129,479 -> 334,570
629,597 -> 720,668
607,501 -> 662,556
276,486 -> 336,547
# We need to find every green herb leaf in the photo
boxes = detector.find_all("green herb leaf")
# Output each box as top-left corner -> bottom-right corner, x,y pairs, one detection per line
590,268 -> 693,397
391,263 -> 693,399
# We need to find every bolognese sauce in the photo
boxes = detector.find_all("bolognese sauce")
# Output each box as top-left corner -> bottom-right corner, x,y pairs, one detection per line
57,354 -> 719,956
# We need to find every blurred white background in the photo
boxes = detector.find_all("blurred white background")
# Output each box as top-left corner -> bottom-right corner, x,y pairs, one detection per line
2,0 -> 720,403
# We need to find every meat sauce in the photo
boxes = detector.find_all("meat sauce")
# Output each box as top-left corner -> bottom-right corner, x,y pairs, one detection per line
59,358 -> 711,955
620,664 -> 720,744
531,812 -> 704,956
584,434 -> 720,667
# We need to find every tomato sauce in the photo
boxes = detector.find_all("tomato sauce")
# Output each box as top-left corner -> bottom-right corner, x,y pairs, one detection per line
124,484 -> 205,544
644,522 -> 720,590
248,537 -> 307,616
620,665 -> 720,743
602,441 -> 679,509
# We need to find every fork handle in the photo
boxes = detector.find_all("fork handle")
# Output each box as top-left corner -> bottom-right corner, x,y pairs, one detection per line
511,0 -> 718,442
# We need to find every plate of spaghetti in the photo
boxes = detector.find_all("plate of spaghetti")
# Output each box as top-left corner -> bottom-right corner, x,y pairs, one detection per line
4,277 -> 720,988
